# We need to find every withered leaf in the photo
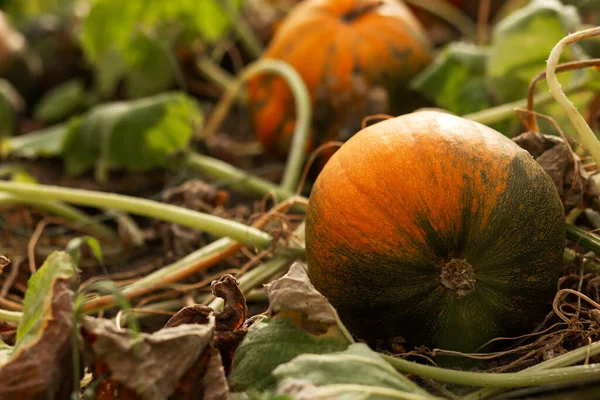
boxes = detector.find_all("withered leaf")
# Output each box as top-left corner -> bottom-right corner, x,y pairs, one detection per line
0,254 -> 9,272
211,274 -> 247,331
264,262 -> 337,333
82,314 -> 216,400
166,274 -> 248,375
0,251 -> 76,400
171,346 -> 229,400
513,131 -> 600,214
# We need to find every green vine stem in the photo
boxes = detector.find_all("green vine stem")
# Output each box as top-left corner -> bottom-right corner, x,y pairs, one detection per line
462,77 -> 592,126
0,181 -> 272,249
564,248 -> 600,275
0,192 -> 117,240
566,224 -> 600,254
181,151 -> 297,201
224,0 -> 264,59
200,59 -> 312,193
382,352 -> 600,388
460,340 -> 600,399
84,237 -> 237,312
0,308 -> 21,323
403,0 -> 477,40
207,221 -> 306,310
196,54 -> 236,92
546,26 -> 600,167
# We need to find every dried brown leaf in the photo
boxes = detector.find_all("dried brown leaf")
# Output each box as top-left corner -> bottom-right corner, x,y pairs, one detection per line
264,262 -> 338,333
0,276 -> 75,399
171,346 -> 229,400
82,314 -> 215,400
0,254 -> 9,273
211,274 -> 247,331
513,131 -> 600,214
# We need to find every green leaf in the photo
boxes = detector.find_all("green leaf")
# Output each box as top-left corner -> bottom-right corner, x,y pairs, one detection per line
229,317 -> 349,391
15,251 -> 76,348
0,79 -> 23,140
3,122 -> 70,158
0,252 -> 76,398
61,91 -> 202,177
487,0 -> 581,102
273,344 -> 432,400
1,0 -> 76,26
66,236 -> 103,268
123,35 -> 176,99
33,79 -> 87,123
79,0 -> 243,97
411,43 -> 493,115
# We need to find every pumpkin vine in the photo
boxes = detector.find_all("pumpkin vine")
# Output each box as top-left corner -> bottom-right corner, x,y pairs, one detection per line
201,59 -> 312,193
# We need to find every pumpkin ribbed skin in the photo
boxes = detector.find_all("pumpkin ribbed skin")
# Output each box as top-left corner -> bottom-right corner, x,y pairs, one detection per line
248,0 -> 432,156
306,111 -> 565,352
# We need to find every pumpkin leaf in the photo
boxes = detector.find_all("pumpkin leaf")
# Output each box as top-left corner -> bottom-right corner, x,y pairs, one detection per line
411,42 -> 493,116
82,314 -> 219,400
264,262 -> 343,333
0,79 -> 24,140
61,91 -> 201,177
274,343 -> 432,400
229,263 -> 352,391
33,79 -> 88,123
487,0 -> 581,102
0,251 -> 77,399
80,0 -> 243,97
2,122 -> 70,158
229,317 -> 349,392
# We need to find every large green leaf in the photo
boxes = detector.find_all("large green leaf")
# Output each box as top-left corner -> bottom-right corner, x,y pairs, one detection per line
61,91 -> 201,177
229,317 -> 349,392
33,79 -> 88,123
3,122 -> 71,158
487,0 -> 581,102
411,43 -> 493,115
15,251 -> 75,347
79,0 -> 243,97
0,251 -> 77,398
273,343 -> 434,400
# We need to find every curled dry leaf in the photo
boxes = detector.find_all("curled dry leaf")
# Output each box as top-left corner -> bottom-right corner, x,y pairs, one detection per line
264,261 -> 338,334
0,254 -> 9,273
82,314 -> 220,400
211,274 -> 248,331
512,131 -> 600,214
0,252 -> 76,400
166,274 -> 248,374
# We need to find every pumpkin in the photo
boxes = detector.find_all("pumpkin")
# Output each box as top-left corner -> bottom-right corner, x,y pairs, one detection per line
306,111 -> 565,353
247,0 -> 432,156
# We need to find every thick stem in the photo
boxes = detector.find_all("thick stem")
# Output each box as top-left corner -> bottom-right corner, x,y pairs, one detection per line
208,221 -> 306,310
200,59 -> 312,193
0,181 -> 272,249
526,59 -> 600,132
84,237 -> 238,312
181,151 -> 296,201
546,27 -> 600,167
196,54 -> 236,92
0,308 -> 21,323
460,340 -> 600,399
0,192 -> 117,240
566,224 -> 600,254
403,0 -> 477,40
382,353 -> 600,388
463,78 -> 591,126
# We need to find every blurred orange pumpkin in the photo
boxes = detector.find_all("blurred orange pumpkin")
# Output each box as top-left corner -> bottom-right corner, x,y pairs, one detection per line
247,0 -> 432,157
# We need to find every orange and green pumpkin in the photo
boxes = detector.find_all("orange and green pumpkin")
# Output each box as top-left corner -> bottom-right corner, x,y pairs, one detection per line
306,111 -> 565,352
247,0 -> 432,156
